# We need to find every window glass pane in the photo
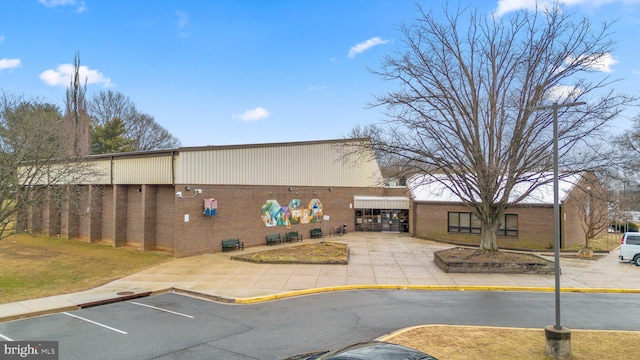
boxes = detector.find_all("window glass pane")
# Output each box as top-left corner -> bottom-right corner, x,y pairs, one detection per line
471,215 -> 481,228
460,213 -> 471,227
448,212 -> 458,227
505,214 -> 518,230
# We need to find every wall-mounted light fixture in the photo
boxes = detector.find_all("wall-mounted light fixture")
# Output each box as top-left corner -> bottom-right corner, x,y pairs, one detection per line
288,187 -> 293,191
137,188 -> 142,193
185,186 -> 191,191
328,187 -> 332,192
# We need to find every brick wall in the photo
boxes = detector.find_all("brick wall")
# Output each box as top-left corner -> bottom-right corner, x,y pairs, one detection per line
172,185 -> 386,257
413,202 -> 555,249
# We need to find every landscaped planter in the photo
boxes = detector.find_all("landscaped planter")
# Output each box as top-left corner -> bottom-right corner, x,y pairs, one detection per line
434,248 -> 555,274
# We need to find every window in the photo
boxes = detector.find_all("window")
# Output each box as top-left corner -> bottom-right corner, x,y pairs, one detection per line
497,214 -> 518,237
447,212 -> 481,234
448,212 -> 518,237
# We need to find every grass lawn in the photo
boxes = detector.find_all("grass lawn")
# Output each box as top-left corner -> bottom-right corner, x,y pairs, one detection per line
0,233 -> 171,304
385,325 -> 640,360
565,233 -> 621,252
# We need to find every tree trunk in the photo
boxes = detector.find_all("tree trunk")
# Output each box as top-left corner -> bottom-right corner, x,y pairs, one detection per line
479,225 -> 499,252
479,211 -> 502,252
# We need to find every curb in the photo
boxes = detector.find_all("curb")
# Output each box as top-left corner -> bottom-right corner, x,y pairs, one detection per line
3,285 -> 640,323
231,284 -> 640,304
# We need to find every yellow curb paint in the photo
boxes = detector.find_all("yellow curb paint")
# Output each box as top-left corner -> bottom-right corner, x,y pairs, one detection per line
232,285 -> 640,303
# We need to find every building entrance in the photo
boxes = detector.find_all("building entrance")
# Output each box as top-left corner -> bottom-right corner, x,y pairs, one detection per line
354,209 -> 409,232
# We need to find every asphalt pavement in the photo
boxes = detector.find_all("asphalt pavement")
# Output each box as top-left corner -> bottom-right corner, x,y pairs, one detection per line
1,232 -> 639,323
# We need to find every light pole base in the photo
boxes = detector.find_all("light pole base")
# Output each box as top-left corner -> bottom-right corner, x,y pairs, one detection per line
544,325 -> 571,359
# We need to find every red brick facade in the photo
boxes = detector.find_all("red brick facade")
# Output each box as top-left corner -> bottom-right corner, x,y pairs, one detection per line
412,173 -> 608,250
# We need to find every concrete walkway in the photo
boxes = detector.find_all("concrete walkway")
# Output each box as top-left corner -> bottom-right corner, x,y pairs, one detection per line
2,232 -> 639,322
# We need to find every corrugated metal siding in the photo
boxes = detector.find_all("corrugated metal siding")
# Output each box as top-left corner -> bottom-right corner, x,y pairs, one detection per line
176,142 -> 383,187
29,140 -> 383,187
82,160 -> 111,184
354,196 -> 410,209
112,155 -> 173,184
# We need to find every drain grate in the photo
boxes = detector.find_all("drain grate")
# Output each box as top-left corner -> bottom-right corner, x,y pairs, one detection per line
76,289 -> 152,309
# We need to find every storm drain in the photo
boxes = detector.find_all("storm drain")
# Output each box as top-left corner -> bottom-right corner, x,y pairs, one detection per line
76,289 -> 152,309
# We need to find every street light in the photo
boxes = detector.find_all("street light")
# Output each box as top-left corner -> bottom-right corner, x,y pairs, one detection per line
529,101 -> 585,359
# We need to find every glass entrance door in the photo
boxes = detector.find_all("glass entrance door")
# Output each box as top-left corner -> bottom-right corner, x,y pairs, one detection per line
382,210 -> 400,232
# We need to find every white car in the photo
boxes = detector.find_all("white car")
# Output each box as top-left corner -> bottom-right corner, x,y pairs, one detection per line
619,232 -> 640,266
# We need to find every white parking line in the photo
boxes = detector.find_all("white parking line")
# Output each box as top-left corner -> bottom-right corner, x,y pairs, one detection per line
130,302 -> 194,318
63,312 -> 128,335
0,333 -> 14,341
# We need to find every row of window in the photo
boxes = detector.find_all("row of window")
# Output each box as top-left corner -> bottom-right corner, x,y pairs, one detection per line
447,212 -> 518,237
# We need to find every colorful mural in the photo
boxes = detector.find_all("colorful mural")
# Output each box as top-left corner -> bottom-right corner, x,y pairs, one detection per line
261,200 -> 281,227
261,198 -> 323,228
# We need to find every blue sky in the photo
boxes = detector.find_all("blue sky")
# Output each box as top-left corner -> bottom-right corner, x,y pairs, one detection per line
1,0 -> 639,147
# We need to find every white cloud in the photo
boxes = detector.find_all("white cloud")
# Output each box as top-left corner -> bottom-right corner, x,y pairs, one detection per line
308,85 -> 327,91
566,52 -> 618,73
176,11 -> 190,28
347,37 -> 389,58
39,63 -> 113,87
0,58 -> 21,71
39,0 -> 86,13
546,84 -> 583,102
0,34 -> 5,42
233,107 -> 270,122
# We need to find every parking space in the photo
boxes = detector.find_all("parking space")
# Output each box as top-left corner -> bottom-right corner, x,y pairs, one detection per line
0,293 -> 253,359
2,287 -> 640,359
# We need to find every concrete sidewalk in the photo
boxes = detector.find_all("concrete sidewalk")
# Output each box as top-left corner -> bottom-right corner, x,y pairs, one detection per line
2,232 -> 639,322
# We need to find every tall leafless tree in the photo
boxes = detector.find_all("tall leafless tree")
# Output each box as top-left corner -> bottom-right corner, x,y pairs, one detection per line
63,52 -> 91,156
88,90 -> 181,152
350,4 -> 636,252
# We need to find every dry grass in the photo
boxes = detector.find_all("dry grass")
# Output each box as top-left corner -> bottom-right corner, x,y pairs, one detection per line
233,242 -> 348,264
385,325 -> 640,360
565,233 -> 621,252
0,234 -> 171,304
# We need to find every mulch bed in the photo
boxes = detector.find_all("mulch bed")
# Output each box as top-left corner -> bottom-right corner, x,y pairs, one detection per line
231,242 -> 348,264
434,247 -> 555,274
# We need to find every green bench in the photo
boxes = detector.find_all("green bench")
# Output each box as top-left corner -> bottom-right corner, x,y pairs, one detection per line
285,231 -> 302,243
310,228 -> 323,238
266,233 -> 283,245
222,238 -> 243,252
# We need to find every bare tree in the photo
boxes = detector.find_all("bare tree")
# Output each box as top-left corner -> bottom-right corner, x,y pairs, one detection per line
87,90 -> 136,126
571,176 -> 609,249
351,4 -> 636,252
126,112 -> 181,151
0,92 -> 97,240
88,90 -> 181,152
63,52 -> 91,156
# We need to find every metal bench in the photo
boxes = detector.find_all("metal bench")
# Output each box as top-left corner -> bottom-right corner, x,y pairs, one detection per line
285,231 -> 302,243
222,238 -> 243,252
266,233 -> 283,245
310,228 -> 323,238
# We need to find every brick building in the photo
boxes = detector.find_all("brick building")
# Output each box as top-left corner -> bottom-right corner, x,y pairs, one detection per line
18,139 -> 606,256
19,139 -> 410,257
409,172 -> 607,249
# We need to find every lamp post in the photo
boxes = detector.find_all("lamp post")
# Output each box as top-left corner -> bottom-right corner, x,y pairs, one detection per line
529,101 -> 585,359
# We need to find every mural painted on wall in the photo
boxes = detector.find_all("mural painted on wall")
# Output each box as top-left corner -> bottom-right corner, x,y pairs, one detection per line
261,199 -> 323,228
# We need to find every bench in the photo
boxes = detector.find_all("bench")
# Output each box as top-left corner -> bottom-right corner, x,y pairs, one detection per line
222,238 -> 243,252
266,233 -> 283,246
285,231 -> 302,243
310,228 -> 323,238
